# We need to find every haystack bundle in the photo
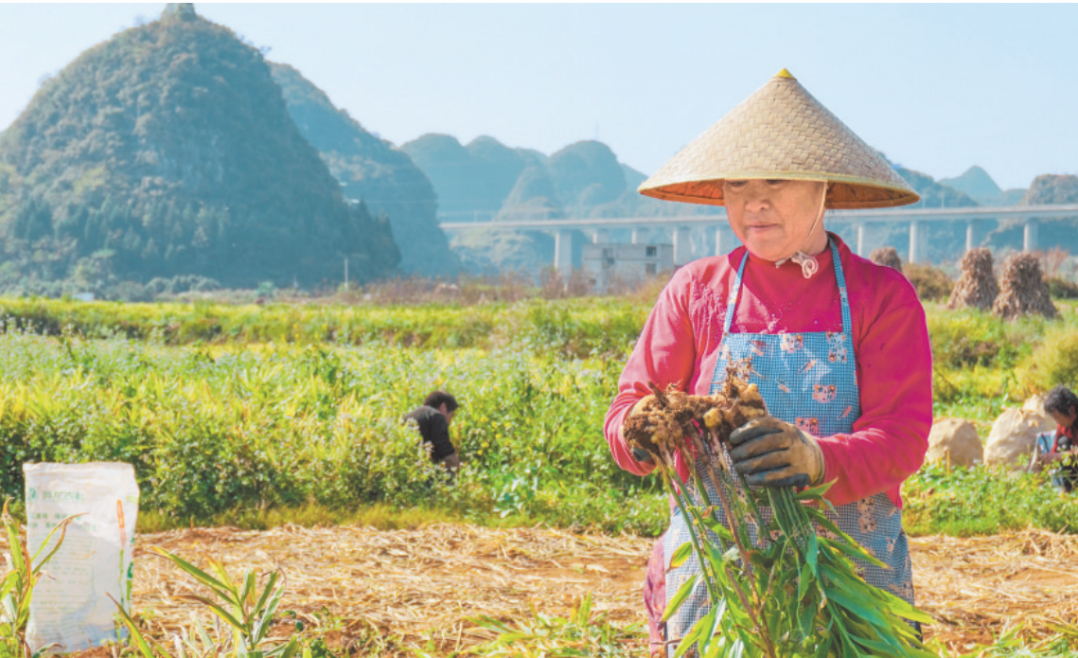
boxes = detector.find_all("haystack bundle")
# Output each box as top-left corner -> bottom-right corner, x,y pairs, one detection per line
869,246 -> 904,271
992,253 -> 1058,320
947,248 -> 999,311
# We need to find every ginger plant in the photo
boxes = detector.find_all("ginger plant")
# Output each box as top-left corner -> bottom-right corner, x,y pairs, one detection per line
113,549 -> 299,658
623,376 -> 934,658
0,502 -> 76,658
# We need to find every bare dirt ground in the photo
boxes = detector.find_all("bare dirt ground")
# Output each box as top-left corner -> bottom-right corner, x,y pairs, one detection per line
126,524 -> 1078,656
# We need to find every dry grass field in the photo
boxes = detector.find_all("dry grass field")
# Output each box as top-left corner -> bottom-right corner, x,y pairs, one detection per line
115,523 -> 1078,657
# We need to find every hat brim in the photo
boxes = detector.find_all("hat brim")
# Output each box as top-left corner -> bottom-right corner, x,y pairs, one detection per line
640,171 -> 920,209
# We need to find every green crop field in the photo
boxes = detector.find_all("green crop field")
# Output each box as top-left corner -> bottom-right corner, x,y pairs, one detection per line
0,296 -> 1076,537
2,295 -> 1078,657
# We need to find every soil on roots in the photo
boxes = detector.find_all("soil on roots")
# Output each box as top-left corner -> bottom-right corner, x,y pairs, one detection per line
621,376 -> 767,458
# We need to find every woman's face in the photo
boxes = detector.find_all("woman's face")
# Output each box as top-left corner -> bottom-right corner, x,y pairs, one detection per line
1049,408 -> 1077,429
723,179 -> 828,262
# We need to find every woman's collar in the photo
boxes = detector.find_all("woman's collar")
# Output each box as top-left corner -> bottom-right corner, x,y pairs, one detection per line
744,234 -> 837,276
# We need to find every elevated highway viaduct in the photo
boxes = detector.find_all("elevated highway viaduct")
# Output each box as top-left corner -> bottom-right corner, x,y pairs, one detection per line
440,204 -> 1078,273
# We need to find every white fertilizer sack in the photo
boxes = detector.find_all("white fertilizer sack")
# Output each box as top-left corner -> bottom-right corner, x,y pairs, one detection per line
23,462 -> 139,653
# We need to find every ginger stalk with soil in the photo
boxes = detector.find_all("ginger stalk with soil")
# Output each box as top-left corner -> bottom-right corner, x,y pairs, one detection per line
623,374 -> 935,658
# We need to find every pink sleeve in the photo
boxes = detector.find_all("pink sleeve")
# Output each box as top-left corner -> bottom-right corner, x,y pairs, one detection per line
817,277 -> 932,508
604,270 -> 700,477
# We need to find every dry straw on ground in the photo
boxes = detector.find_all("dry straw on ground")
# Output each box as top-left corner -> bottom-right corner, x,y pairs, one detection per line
6,524 -> 1076,656
993,252 -> 1059,320
947,248 -> 999,311
131,524 -> 653,656
910,530 -> 1078,653
133,525 -> 1078,656
869,246 -> 904,271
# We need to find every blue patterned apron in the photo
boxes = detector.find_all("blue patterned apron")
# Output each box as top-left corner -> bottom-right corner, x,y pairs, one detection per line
663,241 -> 915,654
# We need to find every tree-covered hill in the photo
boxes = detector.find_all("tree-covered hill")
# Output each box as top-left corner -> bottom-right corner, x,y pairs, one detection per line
0,3 -> 398,294
400,134 -> 543,219
402,134 -> 705,223
269,63 -> 459,277
1022,174 -> 1078,205
403,135 -> 706,274
1007,175 -> 1078,254
939,166 -> 1026,207
893,165 -> 979,209
546,141 -> 626,211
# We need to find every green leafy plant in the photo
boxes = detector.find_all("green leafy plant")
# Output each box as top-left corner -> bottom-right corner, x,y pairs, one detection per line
1016,325 -> 1078,394
625,380 -> 934,658
925,621 -> 1078,658
902,464 -> 1078,537
0,501 -> 76,658
113,548 -> 298,658
471,593 -> 644,657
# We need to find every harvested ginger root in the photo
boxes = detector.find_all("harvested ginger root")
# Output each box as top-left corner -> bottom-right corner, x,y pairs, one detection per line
622,375 -> 767,459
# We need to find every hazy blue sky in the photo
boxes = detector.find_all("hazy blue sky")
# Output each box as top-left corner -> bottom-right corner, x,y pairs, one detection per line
2,3 -> 1076,191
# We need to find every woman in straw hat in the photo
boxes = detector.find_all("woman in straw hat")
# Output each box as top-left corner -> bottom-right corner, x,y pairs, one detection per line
603,70 -> 931,655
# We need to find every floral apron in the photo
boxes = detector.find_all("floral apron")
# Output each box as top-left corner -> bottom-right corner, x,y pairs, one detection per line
663,241 -> 915,655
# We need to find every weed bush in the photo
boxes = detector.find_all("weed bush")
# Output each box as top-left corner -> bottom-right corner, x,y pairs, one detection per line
1017,325 -> 1078,394
1046,276 -> 1078,300
904,263 -> 954,301
902,464 -> 1078,536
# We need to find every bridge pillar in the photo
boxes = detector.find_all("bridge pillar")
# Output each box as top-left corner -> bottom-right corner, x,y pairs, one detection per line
908,220 -> 921,264
965,220 -> 977,253
713,225 -> 731,255
673,226 -> 692,265
631,228 -> 641,244
554,229 -> 574,274
1023,218 -> 1038,252
592,228 -> 609,244
855,223 -> 866,257
714,224 -> 742,255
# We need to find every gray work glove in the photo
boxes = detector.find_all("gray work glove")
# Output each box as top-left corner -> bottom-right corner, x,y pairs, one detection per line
624,394 -> 657,464
728,417 -> 825,488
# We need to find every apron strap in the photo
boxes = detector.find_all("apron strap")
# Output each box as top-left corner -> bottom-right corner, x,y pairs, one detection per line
722,251 -> 751,334
830,239 -> 853,336
722,237 -> 854,336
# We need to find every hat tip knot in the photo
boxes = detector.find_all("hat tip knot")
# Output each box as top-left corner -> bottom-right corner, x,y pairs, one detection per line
775,68 -> 795,79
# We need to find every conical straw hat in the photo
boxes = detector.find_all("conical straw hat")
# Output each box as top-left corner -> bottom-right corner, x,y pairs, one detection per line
639,70 -> 919,209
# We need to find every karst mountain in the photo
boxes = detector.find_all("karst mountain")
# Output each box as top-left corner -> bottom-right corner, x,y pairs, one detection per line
269,63 -> 459,277
0,3 -> 399,293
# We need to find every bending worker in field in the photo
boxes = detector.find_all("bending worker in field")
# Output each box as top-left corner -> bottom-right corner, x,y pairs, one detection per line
404,390 -> 462,473
1036,385 -> 1078,492
603,70 -> 932,656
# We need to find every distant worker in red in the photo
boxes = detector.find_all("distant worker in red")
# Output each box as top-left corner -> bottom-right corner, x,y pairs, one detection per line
603,70 -> 932,655
1037,385 -> 1078,492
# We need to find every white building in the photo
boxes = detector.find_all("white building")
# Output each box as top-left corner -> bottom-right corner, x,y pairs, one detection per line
582,243 -> 675,291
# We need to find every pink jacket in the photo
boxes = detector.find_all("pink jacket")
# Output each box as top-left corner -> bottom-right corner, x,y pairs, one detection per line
604,234 -> 932,508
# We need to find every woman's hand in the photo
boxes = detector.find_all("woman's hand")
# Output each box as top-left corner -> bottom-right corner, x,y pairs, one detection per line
624,395 -> 657,463
729,417 -> 825,488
